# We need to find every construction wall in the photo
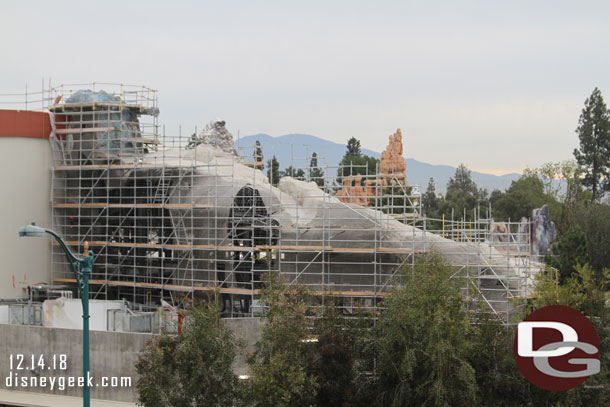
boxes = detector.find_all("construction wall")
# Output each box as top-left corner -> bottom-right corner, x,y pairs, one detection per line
42,299 -> 124,331
0,318 -> 261,402
0,111 -> 53,299
0,324 -> 151,402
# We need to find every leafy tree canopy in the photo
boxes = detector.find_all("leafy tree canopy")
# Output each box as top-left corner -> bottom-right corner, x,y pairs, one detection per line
545,226 -> 589,283
373,255 -> 477,406
436,164 -> 488,222
492,174 -> 560,222
574,203 -> 610,273
447,164 -> 479,196
337,154 -> 379,185
528,264 -> 610,405
135,302 -> 238,407
245,274 -> 318,406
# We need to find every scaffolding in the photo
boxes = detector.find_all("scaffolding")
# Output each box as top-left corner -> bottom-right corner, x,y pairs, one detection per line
47,83 -> 543,323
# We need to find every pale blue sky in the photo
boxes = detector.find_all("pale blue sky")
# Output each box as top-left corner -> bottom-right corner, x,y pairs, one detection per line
2,1 -> 609,174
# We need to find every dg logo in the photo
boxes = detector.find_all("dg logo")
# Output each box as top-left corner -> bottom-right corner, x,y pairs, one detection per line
513,305 -> 600,391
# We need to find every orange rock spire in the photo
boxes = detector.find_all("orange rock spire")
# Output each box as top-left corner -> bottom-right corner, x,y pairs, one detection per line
379,129 -> 406,181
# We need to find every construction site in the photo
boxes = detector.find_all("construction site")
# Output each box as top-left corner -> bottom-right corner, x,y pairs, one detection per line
0,82 -> 552,329
0,82 -> 554,403
17,82 -> 543,325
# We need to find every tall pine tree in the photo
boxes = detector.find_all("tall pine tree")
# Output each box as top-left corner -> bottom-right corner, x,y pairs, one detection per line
309,152 -> 325,188
573,87 -> 610,202
422,177 -> 439,213
447,164 -> 478,196
345,137 -> 361,156
253,140 -> 264,166
337,137 -> 377,185
266,156 -> 280,185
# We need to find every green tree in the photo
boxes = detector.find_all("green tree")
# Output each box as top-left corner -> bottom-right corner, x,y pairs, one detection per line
469,261 -> 610,407
530,264 -> 609,325
527,264 -> 610,406
246,273 -> 318,406
281,165 -> 305,179
468,313 -> 532,407
267,155 -> 280,185
422,177 -> 439,214
245,276 -> 369,406
376,180 -> 414,216
336,137 -> 379,184
422,177 -> 444,230
447,164 -> 479,196
575,202 -> 610,273
337,155 -> 379,185
493,174 -> 560,222
573,88 -> 610,202
309,152 -> 325,188
346,136 -> 362,156
373,255 -> 477,406
545,226 -> 589,282
441,189 -> 479,222
557,162 -> 587,233
135,302 -> 238,407
308,298 -> 366,407
439,164 -> 486,222
489,189 -> 504,209
254,140 -> 264,166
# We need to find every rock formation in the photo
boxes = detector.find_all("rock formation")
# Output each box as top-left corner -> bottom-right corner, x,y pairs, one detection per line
379,129 -> 406,181
187,118 -> 236,155
364,178 -> 384,203
489,222 -> 509,244
336,175 -> 370,206
530,205 -> 556,256
337,128 -> 406,206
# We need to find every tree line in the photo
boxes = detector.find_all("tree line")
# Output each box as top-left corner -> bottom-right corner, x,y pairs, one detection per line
136,255 -> 609,406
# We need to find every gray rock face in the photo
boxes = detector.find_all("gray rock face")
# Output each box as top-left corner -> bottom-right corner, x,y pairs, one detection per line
187,118 -> 236,155
531,205 -> 556,257
490,222 -> 509,244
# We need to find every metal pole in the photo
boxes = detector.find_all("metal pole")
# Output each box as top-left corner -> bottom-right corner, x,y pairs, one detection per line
81,246 -> 92,407
45,230 -> 92,407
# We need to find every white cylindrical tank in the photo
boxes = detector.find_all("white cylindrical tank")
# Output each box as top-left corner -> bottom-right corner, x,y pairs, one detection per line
0,110 -> 53,299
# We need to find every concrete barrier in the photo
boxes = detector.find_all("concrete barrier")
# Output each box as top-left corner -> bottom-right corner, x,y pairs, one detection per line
0,324 -> 152,402
0,318 -> 263,402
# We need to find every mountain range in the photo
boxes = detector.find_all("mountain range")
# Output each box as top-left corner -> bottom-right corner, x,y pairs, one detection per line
235,133 -> 521,194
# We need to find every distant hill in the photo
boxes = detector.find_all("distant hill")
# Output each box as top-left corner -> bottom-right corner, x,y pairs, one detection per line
235,133 -> 521,194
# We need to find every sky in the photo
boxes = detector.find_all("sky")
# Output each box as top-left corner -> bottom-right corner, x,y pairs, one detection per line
2,0 -> 610,175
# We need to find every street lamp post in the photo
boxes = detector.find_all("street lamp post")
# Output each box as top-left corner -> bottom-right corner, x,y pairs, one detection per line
19,222 -> 93,407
